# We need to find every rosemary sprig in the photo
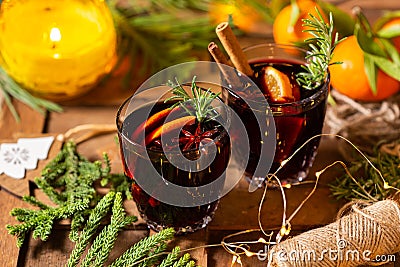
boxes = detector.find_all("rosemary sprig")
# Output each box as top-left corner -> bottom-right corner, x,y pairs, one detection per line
296,9 -> 343,90
166,76 -> 221,122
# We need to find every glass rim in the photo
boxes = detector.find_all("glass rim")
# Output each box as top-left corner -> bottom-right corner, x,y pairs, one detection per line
242,42 -> 309,54
116,89 -> 232,154
225,42 -> 330,108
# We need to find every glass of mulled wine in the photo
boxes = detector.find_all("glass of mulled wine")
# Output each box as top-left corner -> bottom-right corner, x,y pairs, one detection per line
116,84 -> 230,233
222,43 -> 330,184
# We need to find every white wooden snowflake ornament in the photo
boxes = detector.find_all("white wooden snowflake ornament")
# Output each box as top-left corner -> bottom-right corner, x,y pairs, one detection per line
0,136 -> 54,179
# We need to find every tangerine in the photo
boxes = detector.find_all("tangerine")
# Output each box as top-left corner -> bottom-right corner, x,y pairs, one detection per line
209,1 -> 261,32
273,0 -> 327,45
329,35 -> 400,101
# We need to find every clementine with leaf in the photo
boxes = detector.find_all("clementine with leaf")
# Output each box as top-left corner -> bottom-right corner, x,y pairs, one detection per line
273,0 -> 327,45
329,35 -> 400,102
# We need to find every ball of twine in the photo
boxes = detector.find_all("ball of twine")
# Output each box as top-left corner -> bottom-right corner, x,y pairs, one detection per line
325,90 -> 400,157
268,200 -> 400,266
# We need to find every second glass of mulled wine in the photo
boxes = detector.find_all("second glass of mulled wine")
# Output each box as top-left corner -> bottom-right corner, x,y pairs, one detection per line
223,43 -> 330,185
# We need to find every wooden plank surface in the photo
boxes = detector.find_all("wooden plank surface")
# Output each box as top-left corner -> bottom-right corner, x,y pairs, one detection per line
1,0 -> 400,266
0,100 -> 46,139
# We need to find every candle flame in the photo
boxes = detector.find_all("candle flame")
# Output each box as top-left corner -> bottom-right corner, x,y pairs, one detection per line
50,27 -> 62,42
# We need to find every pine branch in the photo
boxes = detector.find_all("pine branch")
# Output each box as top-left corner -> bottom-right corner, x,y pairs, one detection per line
7,139 -> 197,266
21,196 -> 51,210
107,0 -> 216,86
330,148 -> 400,201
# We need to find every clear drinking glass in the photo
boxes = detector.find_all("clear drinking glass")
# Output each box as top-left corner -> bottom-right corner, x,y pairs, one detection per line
222,43 -> 330,184
116,84 -> 231,233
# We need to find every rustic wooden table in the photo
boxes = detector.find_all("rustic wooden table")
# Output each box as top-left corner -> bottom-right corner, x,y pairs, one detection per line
1,1 -> 400,266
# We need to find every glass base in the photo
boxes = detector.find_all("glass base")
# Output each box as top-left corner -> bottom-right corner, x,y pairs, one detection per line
244,154 -> 317,191
144,214 -> 214,235
142,216 -> 212,235
245,171 -> 310,192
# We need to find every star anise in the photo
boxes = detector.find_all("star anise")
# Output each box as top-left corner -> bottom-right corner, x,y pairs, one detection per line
179,123 -> 219,151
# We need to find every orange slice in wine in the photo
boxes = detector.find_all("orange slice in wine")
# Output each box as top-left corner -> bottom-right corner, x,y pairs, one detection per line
145,115 -> 196,146
261,66 -> 293,103
131,106 -> 180,143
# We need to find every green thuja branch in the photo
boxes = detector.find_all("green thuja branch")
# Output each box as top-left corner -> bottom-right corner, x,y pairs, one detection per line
7,139 -> 197,266
67,192 -> 117,267
80,193 -> 136,267
109,228 -> 175,267
158,247 -> 182,267
6,140 -> 131,247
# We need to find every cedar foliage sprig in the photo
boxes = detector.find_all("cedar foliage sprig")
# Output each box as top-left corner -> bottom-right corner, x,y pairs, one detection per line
7,140 -> 198,266
79,192 -> 137,267
6,141 -> 130,247
296,9 -> 343,90
68,193 -> 195,267
67,191 -> 116,267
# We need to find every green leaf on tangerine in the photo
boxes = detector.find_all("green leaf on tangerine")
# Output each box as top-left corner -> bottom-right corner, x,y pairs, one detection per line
379,38 -> 400,64
355,22 -> 386,58
363,54 -> 378,95
369,53 -> 400,81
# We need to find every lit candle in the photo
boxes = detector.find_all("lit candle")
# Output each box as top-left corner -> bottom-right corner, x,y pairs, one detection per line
0,0 -> 118,100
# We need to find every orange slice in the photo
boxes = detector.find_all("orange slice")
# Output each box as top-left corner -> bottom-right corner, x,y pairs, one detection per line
261,66 -> 293,103
131,106 -> 180,143
145,115 -> 196,146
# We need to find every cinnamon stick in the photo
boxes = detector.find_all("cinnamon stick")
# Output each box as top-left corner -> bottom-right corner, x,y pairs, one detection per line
208,42 -> 231,66
208,42 -> 241,87
215,22 -> 253,77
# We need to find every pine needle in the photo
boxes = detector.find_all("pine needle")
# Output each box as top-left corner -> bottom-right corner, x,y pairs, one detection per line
0,67 -> 62,122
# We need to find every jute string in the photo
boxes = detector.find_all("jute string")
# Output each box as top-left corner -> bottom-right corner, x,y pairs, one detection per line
268,200 -> 400,266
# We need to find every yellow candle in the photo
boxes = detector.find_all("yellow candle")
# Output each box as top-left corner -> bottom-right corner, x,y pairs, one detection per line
0,0 -> 117,100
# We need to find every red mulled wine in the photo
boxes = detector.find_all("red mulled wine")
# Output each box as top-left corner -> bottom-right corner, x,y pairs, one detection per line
117,99 -> 230,233
223,58 -> 329,183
